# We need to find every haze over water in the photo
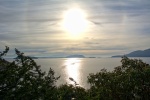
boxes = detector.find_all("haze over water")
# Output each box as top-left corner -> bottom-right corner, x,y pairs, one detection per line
35,57 -> 150,88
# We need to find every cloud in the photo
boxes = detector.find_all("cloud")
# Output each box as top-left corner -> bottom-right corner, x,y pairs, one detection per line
0,0 -> 150,57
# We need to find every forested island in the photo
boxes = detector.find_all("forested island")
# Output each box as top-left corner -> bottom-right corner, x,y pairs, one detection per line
0,47 -> 150,100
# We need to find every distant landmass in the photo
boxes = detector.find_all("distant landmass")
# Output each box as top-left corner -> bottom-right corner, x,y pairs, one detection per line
66,55 -> 85,58
30,56 -> 38,59
112,48 -> 150,57
88,57 -> 96,58
14,56 -> 38,59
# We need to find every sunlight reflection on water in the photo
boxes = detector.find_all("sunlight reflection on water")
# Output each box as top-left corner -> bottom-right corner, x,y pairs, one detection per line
64,58 -> 81,86
34,57 -> 150,89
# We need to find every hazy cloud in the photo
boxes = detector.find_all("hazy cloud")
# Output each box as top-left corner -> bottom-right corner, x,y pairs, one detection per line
0,0 -> 150,57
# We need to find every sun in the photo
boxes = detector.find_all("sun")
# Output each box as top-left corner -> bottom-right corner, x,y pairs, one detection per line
62,8 -> 88,36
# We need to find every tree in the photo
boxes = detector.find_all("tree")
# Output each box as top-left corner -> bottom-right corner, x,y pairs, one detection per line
0,47 -> 60,100
57,84 -> 87,100
87,56 -> 150,100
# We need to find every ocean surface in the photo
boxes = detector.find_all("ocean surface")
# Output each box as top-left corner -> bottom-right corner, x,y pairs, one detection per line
34,57 -> 150,89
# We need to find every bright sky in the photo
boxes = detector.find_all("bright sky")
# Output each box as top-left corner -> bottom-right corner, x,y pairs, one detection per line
0,0 -> 150,57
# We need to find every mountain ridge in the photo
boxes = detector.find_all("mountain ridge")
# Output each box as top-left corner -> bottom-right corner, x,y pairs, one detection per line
112,48 -> 150,57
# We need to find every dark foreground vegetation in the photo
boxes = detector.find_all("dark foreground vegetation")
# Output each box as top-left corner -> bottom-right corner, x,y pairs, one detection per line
0,46 -> 150,100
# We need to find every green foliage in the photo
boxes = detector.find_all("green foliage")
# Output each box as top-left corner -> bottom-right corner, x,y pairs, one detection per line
0,47 -> 59,100
0,47 -> 150,100
0,46 -> 9,58
87,56 -> 150,100
57,84 -> 87,100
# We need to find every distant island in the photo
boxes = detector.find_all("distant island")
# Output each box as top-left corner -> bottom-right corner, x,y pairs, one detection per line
66,55 -> 85,58
88,57 -> 96,58
30,56 -> 38,59
112,48 -> 150,57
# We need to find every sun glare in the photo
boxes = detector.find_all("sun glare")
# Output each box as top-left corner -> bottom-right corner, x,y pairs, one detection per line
62,8 -> 88,37
65,58 -> 81,85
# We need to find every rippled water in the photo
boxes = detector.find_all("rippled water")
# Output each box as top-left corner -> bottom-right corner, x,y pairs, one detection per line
35,57 -> 150,88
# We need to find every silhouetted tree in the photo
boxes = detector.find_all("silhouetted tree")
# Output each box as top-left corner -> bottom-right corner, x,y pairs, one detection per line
87,56 -> 150,100
57,84 -> 87,100
0,47 -> 59,100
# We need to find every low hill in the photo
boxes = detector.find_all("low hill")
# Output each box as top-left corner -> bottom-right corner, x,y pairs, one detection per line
112,48 -> 150,57
66,55 -> 85,58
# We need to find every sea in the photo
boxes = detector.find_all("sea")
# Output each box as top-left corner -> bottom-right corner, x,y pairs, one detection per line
33,57 -> 150,89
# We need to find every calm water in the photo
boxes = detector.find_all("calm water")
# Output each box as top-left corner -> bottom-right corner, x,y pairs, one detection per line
35,57 -> 150,89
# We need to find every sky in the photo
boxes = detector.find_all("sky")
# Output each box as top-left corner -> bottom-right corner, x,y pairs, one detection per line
0,0 -> 150,57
